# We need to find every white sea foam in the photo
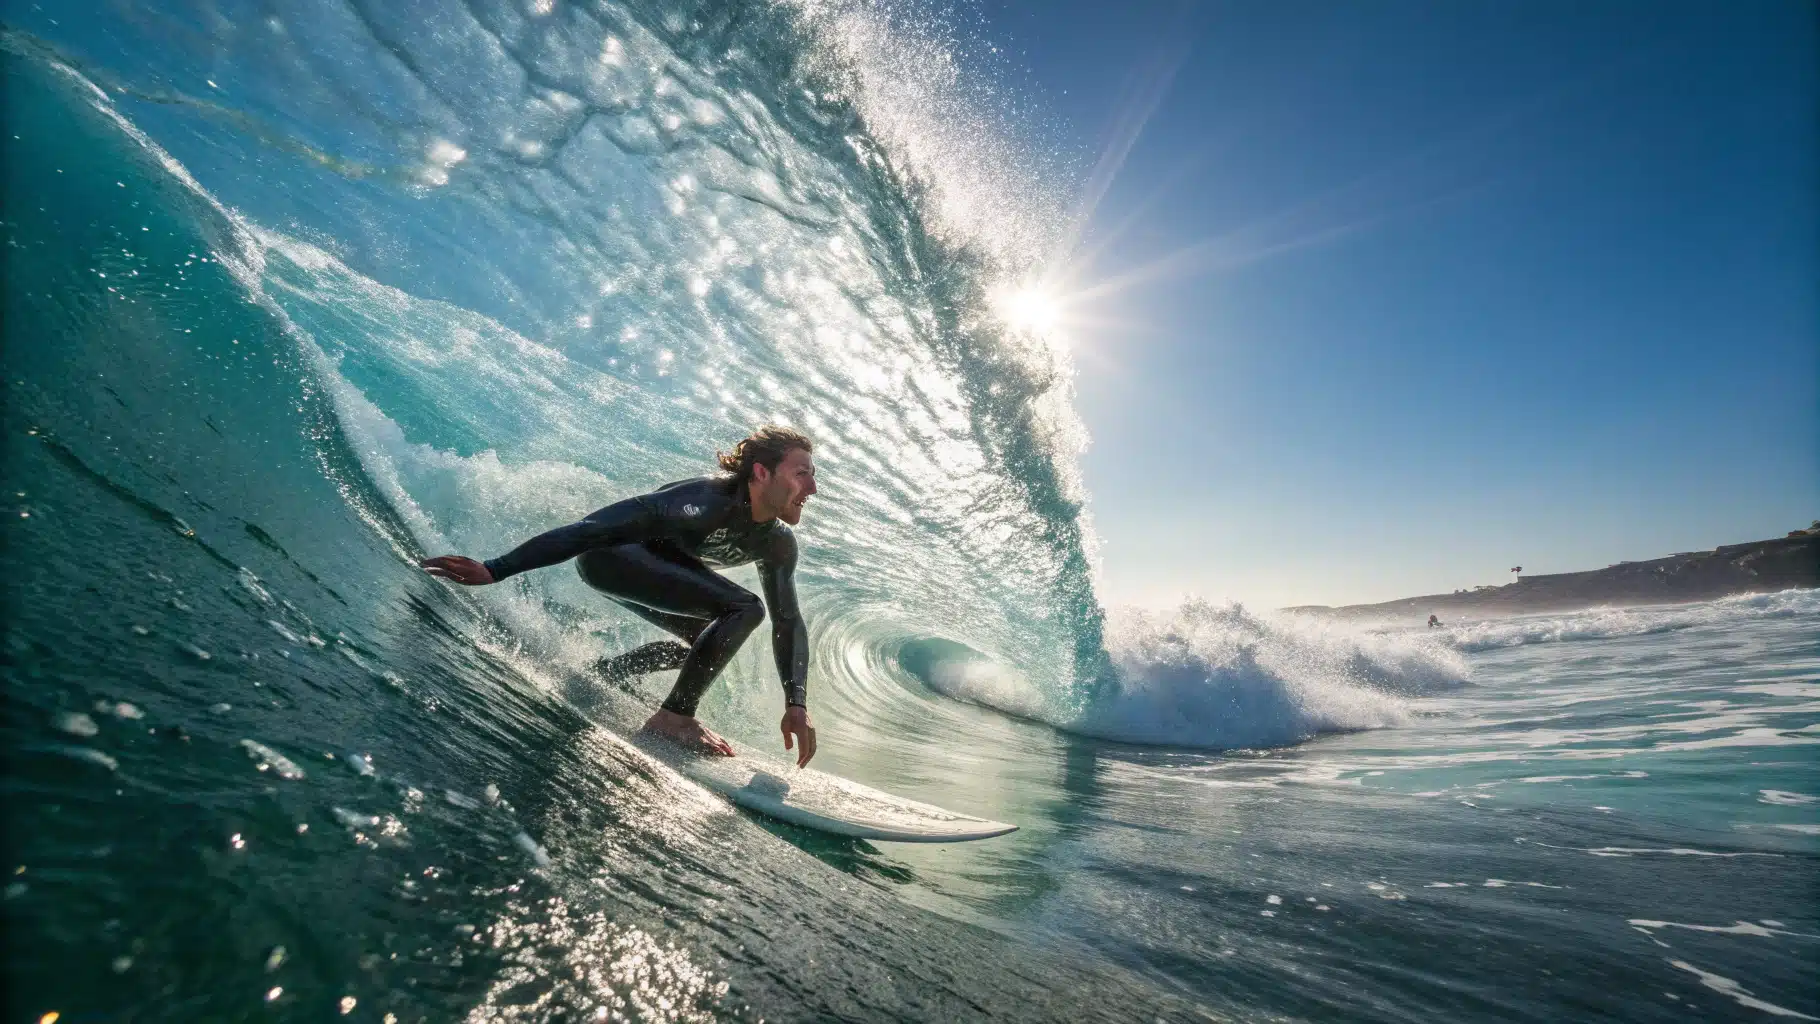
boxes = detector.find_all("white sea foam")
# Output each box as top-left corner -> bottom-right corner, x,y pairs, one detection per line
1016,600 -> 1467,749
513,831 -> 553,869
1440,590 -> 1820,652
1631,919 -> 1817,939
1585,846 -> 1780,858
1668,959 -> 1818,1020
239,739 -> 305,780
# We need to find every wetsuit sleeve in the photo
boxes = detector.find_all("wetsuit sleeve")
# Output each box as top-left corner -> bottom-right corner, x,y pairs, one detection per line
758,528 -> 809,708
483,495 -> 663,582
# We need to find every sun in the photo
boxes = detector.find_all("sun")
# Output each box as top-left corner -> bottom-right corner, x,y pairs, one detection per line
990,283 -> 1066,339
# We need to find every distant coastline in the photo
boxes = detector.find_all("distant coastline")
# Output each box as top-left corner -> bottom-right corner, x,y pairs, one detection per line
1286,526 -> 1820,621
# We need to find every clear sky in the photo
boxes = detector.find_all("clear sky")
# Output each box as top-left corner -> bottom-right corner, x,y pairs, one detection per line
972,0 -> 1818,610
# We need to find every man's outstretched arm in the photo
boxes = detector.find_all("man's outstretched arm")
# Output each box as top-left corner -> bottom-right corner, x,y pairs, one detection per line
759,529 -> 815,766
421,494 -> 663,585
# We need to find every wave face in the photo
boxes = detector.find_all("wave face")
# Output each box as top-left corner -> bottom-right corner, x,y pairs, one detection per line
5,0 -> 1108,698
0,13 -> 1204,1019
1,0 -> 1472,766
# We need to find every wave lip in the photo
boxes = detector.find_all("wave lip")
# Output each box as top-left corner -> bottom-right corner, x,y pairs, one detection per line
910,600 -> 1468,751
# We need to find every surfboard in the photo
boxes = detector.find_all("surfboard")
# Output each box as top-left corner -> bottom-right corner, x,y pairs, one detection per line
628,734 -> 1018,843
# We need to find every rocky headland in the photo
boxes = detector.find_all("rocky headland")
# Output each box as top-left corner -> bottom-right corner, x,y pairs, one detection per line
1288,527 -> 1819,622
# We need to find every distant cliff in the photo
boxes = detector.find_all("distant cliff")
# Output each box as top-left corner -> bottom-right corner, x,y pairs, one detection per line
1289,532 -> 1820,621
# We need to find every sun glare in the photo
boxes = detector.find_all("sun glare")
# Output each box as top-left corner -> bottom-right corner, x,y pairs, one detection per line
991,284 -> 1065,339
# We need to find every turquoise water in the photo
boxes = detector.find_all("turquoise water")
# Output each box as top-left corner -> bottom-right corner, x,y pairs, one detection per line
3,5 -> 1816,1020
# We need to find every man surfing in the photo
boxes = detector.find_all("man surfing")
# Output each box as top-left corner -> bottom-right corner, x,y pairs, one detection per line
419,426 -> 818,767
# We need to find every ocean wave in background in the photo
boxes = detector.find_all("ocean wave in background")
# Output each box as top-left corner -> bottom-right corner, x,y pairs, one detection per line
904,600 -> 1468,748
1439,589 -> 1820,653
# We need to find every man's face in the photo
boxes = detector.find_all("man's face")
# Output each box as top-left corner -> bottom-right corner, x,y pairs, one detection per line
754,447 -> 817,525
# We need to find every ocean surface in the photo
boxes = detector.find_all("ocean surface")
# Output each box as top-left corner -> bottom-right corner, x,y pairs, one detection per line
3,3 -> 1815,1020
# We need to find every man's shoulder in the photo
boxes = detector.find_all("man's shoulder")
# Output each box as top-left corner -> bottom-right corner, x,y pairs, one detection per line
761,522 -> 798,561
644,476 -> 738,519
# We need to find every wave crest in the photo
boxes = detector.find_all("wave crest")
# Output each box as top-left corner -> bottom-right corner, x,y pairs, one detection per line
910,600 -> 1468,750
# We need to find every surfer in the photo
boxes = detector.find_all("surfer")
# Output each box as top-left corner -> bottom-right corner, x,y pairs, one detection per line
418,426 -> 818,766
1428,614 -> 1441,628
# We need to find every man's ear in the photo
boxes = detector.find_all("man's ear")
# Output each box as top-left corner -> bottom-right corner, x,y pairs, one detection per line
750,462 -> 770,486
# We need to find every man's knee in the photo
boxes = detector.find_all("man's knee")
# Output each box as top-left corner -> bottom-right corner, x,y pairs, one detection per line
723,590 -> 765,635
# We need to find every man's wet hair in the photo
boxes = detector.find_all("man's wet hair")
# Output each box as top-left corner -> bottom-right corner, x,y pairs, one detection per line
718,425 -> 812,485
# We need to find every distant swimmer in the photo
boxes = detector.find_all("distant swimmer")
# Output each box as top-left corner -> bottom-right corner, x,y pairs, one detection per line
420,426 -> 818,765
1428,614 -> 1442,628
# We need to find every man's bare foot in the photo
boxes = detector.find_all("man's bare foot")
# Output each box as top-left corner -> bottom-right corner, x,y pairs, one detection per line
641,709 -> 735,757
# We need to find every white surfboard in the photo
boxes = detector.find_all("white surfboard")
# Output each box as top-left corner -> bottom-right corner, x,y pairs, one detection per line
628,735 -> 1017,843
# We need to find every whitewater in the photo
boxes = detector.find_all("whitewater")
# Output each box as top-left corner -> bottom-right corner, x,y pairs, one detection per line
2,2 -> 1815,1020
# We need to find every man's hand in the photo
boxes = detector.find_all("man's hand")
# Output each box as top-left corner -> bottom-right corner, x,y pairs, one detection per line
780,706 -> 816,768
420,555 -> 495,585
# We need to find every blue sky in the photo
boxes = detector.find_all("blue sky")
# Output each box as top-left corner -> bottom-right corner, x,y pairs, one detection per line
974,0 -> 1818,609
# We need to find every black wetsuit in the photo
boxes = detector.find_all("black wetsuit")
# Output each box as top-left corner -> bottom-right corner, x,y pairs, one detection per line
482,476 -> 808,716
